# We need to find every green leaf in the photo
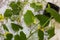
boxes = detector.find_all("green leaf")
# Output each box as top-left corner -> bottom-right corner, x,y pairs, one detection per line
4,9 -> 13,18
14,31 -> 27,40
14,34 -> 20,40
2,24 -> 9,31
9,2 -> 18,10
35,15 -> 49,27
38,29 -> 44,40
24,10 -> 34,26
47,27 -> 55,39
46,8 -> 60,23
30,2 -> 42,11
11,23 -> 23,32
17,1 -> 24,8
12,8 -> 21,15
5,33 -> 13,40
20,31 -> 27,40
17,1 -> 20,6
9,2 -> 21,15
30,3 -> 36,8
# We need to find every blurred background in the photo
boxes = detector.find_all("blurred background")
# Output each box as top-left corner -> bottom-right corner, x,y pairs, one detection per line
0,0 -> 60,40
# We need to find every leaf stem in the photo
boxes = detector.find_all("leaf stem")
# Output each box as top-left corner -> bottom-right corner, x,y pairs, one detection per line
42,16 -> 53,27
27,16 -> 52,40
27,29 -> 38,39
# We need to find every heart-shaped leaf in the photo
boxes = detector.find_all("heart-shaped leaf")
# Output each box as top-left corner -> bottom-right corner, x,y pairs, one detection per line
4,9 -> 13,18
47,27 -> 55,39
35,15 -> 49,27
9,2 -> 21,15
14,34 -> 20,40
30,2 -> 42,11
2,24 -> 9,32
38,29 -> 44,40
24,10 -> 34,26
9,2 -> 18,10
11,23 -> 23,32
5,33 -> 13,40
20,31 -> 27,40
